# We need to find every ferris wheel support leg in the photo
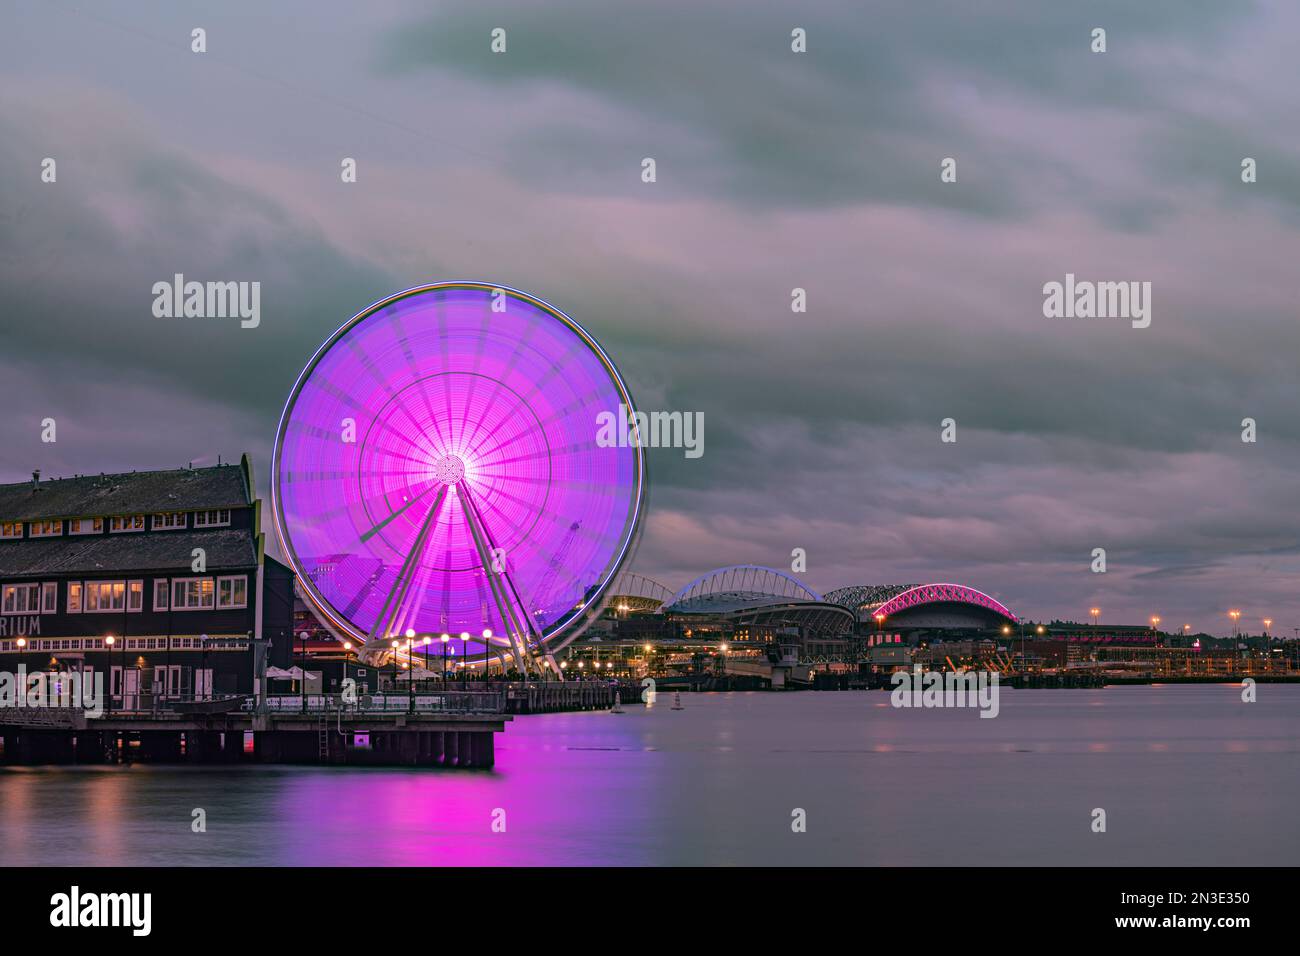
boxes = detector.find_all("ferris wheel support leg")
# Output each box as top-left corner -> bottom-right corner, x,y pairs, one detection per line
367,484 -> 448,645
455,483 -> 534,675
462,490 -> 551,658
542,649 -> 561,679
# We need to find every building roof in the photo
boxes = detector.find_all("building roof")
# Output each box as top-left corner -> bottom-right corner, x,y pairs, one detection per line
823,584 -> 920,610
667,565 -> 822,608
826,583 -> 1018,624
0,529 -> 257,578
0,465 -> 249,522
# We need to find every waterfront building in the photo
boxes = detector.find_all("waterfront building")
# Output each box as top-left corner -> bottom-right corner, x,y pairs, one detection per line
0,457 -> 294,705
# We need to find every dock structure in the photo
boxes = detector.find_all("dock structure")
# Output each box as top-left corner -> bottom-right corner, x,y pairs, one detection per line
0,691 -> 509,768
504,680 -> 627,714
0,680 -> 643,768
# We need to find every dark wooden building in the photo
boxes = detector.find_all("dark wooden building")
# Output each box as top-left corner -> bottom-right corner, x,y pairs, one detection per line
0,456 -> 294,705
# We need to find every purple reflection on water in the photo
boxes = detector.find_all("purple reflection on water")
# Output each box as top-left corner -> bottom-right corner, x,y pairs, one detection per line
1,687 -> 1297,866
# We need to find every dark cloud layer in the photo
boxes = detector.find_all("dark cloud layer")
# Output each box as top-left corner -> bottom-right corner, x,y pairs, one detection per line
2,1 -> 1299,633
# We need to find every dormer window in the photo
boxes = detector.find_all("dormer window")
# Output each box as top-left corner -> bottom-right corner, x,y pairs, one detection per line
29,520 -> 62,537
110,515 -> 146,533
193,509 -> 231,528
152,512 -> 187,531
69,517 -> 104,535
0,522 -> 21,538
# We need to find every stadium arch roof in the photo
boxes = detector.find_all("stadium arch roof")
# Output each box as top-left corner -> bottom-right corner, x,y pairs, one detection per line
606,572 -> 676,612
664,565 -> 852,633
825,583 -> 1018,624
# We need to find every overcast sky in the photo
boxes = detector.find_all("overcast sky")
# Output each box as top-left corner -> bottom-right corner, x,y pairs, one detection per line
3,1 -> 1299,635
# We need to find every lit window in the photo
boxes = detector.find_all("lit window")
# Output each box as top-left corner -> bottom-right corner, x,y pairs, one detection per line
172,577 -> 215,610
0,522 -> 22,538
84,581 -> 127,612
193,509 -> 232,528
29,520 -> 62,537
110,515 -> 145,533
217,575 -> 248,609
1,583 -> 41,615
67,582 -> 82,613
152,512 -> 187,531
68,517 -> 104,535
127,580 -> 143,612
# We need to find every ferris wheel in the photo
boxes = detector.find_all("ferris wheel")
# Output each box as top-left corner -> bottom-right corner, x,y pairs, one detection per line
270,281 -> 645,674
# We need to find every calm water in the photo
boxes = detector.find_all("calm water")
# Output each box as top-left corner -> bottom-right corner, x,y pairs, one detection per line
1,685 -> 1296,866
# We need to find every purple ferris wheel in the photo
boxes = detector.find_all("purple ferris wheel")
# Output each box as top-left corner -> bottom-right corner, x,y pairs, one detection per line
270,281 -> 645,674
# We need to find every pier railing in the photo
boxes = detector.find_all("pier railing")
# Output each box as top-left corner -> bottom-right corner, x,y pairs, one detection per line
0,706 -> 83,728
262,691 -> 506,715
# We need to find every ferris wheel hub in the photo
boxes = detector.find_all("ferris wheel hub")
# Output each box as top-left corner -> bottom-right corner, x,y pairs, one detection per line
432,454 -> 466,485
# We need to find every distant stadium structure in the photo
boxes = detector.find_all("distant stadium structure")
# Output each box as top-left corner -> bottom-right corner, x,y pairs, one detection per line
663,565 -> 855,634
606,572 -> 676,614
825,583 -> 1018,631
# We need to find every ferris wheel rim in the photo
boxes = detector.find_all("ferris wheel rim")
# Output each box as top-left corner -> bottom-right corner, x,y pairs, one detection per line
269,280 -> 646,652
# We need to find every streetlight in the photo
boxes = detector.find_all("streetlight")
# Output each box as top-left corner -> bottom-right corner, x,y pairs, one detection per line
1089,607 -> 1100,627
405,637 -> 415,711
1263,618 -> 1273,638
102,635 -> 113,714
342,641 -> 353,705
440,633 -> 450,682
873,613 -> 885,644
1228,609 -> 1241,638
422,635 -> 432,682
299,630 -> 310,712
460,632 -> 470,682
390,639 -> 399,695
482,630 -> 492,683
199,632 -> 209,702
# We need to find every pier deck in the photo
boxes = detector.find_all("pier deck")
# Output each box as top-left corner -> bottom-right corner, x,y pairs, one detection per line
0,680 -> 644,768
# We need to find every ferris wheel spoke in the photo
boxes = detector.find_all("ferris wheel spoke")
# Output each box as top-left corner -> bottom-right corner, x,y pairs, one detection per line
460,416 -> 549,471
365,409 -> 444,467
455,481 -> 535,673
367,483 -> 448,642
358,482 -> 439,544
461,482 -> 566,658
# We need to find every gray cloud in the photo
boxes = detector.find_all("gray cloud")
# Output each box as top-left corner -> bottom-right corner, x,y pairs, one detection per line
0,2 -> 1298,632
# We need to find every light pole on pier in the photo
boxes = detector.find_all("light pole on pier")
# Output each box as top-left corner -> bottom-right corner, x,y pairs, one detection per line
102,636 -> 113,714
342,641 -> 352,706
